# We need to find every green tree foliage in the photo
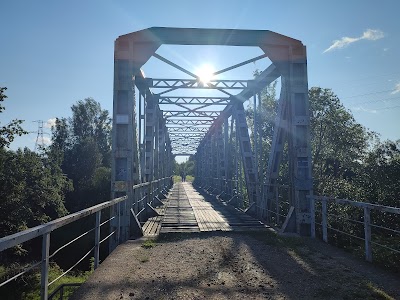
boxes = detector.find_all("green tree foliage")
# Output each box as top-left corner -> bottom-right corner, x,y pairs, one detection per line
0,148 -> 71,238
0,87 -> 27,148
50,98 -> 112,211
308,87 -> 371,197
361,140 -> 400,206
174,158 -> 195,177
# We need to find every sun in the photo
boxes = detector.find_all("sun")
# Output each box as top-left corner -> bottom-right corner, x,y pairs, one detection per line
196,63 -> 215,84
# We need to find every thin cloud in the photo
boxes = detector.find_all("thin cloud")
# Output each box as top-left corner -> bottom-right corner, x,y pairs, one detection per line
45,117 -> 56,128
32,136 -> 52,145
351,106 -> 378,114
391,82 -> 400,95
323,29 -> 384,53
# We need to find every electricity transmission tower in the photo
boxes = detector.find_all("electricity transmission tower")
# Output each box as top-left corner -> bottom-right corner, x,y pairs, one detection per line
33,120 -> 47,151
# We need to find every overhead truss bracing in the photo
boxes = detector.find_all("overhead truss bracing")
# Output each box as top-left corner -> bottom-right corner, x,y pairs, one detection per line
158,97 -> 230,105
111,27 -> 313,239
147,78 -> 252,90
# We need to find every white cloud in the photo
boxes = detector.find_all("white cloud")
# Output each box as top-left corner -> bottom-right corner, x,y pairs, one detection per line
45,117 -> 56,128
41,136 -> 52,145
391,82 -> 400,95
323,29 -> 384,53
351,106 -> 378,114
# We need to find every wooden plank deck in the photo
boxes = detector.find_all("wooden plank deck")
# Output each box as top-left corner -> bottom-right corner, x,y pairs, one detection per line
142,182 -> 268,236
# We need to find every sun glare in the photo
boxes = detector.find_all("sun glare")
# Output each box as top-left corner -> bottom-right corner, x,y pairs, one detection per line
196,64 -> 215,84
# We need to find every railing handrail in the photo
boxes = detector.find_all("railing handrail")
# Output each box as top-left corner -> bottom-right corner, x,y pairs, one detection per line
309,195 -> 400,215
0,176 -> 173,252
0,196 -> 127,252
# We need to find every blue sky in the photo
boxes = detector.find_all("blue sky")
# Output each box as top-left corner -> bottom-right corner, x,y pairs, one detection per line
1,0 -> 399,152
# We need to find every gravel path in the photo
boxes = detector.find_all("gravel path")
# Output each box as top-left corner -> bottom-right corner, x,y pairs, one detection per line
71,231 -> 399,300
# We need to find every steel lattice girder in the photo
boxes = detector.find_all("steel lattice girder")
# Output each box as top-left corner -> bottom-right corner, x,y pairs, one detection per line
147,78 -> 252,89
166,127 -> 209,133
163,111 -> 221,118
166,119 -> 214,125
158,97 -> 230,105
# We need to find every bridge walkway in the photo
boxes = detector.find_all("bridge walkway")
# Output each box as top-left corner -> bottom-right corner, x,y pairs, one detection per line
142,182 -> 268,236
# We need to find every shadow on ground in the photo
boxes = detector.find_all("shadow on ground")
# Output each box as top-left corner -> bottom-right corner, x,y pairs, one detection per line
70,230 -> 399,300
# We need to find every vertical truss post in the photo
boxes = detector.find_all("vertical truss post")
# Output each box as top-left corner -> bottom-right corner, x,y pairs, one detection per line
111,59 -> 141,250
216,123 -> 224,192
211,130 -> 218,190
154,107 -> 160,182
144,93 -> 155,183
253,94 -> 258,185
263,85 -> 289,221
166,135 -> 173,179
264,45 -> 313,235
158,118 -> 165,180
207,136 -> 212,188
287,45 -> 313,235
224,116 -> 230,194
233,102 -> 258,215
195,144 -> 203,186
233,120 -> 239,197
139,92 -> 145,182
257,92 -> 263,203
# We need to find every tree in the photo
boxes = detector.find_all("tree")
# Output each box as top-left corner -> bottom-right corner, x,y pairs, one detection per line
50,98 -> 112,211
308,87 -> 370,197
70,98 -> 112,166
0,87 -> 27,148
0,147 -> 71,238
361,139 -> 400,206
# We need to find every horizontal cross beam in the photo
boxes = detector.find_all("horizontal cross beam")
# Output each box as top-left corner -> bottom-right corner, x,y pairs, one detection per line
147,78 -> 252,89
163,111 -> 221,118
158,96 -> 230,105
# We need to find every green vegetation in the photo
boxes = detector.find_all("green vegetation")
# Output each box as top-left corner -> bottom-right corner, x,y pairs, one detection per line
0,88 -> 111,298
0,87 -> 27,148
174,158 -> 195,180
0,262 -> 92,300
141,239 -> 156,249
0,80 -> 399,297
246,83 -> 400,271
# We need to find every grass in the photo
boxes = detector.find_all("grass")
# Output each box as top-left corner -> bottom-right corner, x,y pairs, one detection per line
0,262 -> 92,300
173,175 -> 194,183
141,239 -> 156,249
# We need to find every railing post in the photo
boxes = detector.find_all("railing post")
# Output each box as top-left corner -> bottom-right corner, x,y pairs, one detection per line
94,211 -> 101,270
117,202 -> 121,243
364,207 -> 372,262
322,197 -> 328,243
40,232 -> 50,300
275,187 -> 279,224
310,195 -> 315,238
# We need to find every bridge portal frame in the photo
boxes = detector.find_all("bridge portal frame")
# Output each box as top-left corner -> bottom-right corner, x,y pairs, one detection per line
111,27 -> 313,238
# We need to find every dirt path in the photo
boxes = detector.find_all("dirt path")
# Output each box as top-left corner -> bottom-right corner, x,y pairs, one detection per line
71,231 -> 399,300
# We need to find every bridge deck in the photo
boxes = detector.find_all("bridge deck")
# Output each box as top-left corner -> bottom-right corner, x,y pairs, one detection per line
143,182 -> 268,236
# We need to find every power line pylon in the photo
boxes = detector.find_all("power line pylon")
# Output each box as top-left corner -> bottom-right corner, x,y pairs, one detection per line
33,120 -> 45,151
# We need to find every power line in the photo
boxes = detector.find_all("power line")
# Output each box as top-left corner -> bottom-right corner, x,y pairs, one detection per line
347,96 -> 400,106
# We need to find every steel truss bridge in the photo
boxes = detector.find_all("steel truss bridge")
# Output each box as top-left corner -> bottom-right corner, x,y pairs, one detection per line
111,27 -> 313,242
1,28 -> 400,300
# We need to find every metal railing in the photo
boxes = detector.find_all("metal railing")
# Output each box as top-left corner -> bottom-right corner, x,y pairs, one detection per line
0,176 -> 172,300
48,283 -> 82,300
309,196 -> 400,262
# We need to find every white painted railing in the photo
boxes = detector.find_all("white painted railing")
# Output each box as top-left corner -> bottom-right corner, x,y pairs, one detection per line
309,195 -> 400,262
0,176 -> 172,300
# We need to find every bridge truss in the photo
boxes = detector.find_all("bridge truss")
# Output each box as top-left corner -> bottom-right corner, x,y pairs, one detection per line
111,27 -> 313,246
